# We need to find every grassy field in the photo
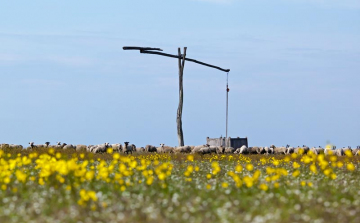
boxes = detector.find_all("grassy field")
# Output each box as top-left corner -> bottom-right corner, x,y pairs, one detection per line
0,147 -> 359,223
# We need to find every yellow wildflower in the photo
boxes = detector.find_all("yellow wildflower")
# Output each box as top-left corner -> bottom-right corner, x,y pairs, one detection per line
246,163 -> 253,171
221,182 -> 229,188
347,163 -> 355,171
259,184 -> 268,191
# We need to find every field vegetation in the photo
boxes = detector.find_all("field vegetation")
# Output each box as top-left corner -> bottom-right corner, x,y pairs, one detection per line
0,146 -> 359,223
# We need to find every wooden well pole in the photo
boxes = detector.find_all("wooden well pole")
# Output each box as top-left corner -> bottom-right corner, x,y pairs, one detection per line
177,47 -> 186,146
123,46 -> 229,147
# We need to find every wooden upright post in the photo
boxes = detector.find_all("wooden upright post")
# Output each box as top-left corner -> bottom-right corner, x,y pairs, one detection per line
177,47 -> 186,146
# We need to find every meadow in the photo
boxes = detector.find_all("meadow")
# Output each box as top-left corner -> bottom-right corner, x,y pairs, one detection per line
0,146 -> 359,223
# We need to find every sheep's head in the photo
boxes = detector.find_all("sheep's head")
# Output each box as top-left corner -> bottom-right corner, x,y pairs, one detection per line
45,142 -> 50,146
124,142 -> 129,146
160,143 -> 165,147
216,146 -> 224,153
57,142 -> 61,145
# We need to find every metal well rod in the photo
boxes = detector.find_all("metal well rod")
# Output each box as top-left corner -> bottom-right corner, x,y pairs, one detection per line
226,72 -> 229,147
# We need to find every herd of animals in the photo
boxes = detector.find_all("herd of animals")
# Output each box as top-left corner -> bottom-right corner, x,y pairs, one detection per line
1,142 -> 360,156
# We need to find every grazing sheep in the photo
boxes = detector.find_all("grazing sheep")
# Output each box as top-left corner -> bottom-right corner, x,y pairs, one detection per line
192,145 -> 218,154
93,143 -> 110,153
294,145 -> 309,154
76,144 -> 87,152
174,146 -> 192,153
240,145 -> 249,154
63,144 -> 76,150
271,145 -> 287,155
29,142 -> 47,148
9,144 -> 23,149
248,147 -> 260,154
302,145 -> 310,154
135,147 -> 145,152
355,147 -> 360,156
262,146 -> 269,154
266,146 -> 274,154
286,146 -> 295,154
198,146 -> 212,154
324,148 -> 334,156
123,142 -> 134,154
335,148 -> 344,156
110,143 -> 123,153
343,146 -> 352,155
0,144 -> 9,149
315,146 -> 324,154
258,147 -> 266,154
216,146 -> 224,154
145,145 -> 157,153
224,147 -> 236,154
234,145 -> 248,154
88,145 -> 96,153
156,144 -> 174,153
51,142 -> 63,149
294,147 -> 303,154
352,146 -> 360,155
130,144 -> 137,152
264,146 -> 274,154
309,147 -> 318,155
191,144 -> 210,154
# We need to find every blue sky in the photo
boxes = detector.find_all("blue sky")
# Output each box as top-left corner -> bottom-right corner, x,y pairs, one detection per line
0,0 -> 359,148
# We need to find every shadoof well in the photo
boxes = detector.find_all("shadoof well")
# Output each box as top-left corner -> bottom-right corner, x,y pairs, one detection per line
123,47 -> 230,147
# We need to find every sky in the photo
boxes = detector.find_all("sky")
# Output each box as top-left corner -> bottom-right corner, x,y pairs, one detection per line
0,0 -> 359,148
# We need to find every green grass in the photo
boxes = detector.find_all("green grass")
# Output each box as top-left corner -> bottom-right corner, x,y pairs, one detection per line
0,147 -> 359,223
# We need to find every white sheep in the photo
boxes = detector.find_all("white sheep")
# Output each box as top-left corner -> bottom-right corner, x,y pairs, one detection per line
51,142 -> 63,149
286,146 -> 295,154
76,144 -> 87,152
263,146 -> 273,154
135,147 -> 145,153
174,146 -> 191,153
0,144 -> 9,149
315,146 -> 324,154
63,143 -> 76,150
352,146 -> 360,155
157,144 -> 174,153
191,144 -> 210,154
335,148 -> 344,156
216,146 -> 224,154
342,146 -> 352,155
9,144 -> 23,149
198,146 -> 212,154
145,145 -> 157,153
309,147 -> 318,155
28,142 -> 48,148
248,147 -> 259,154
93,143 -> 110,153
238,145 -> 249,154
271,145 -> 287,155
110,143 -> 122,153
224,147 -> 236,154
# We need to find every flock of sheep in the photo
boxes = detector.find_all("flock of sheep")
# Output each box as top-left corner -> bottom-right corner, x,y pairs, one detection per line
1,142 -> 360,157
